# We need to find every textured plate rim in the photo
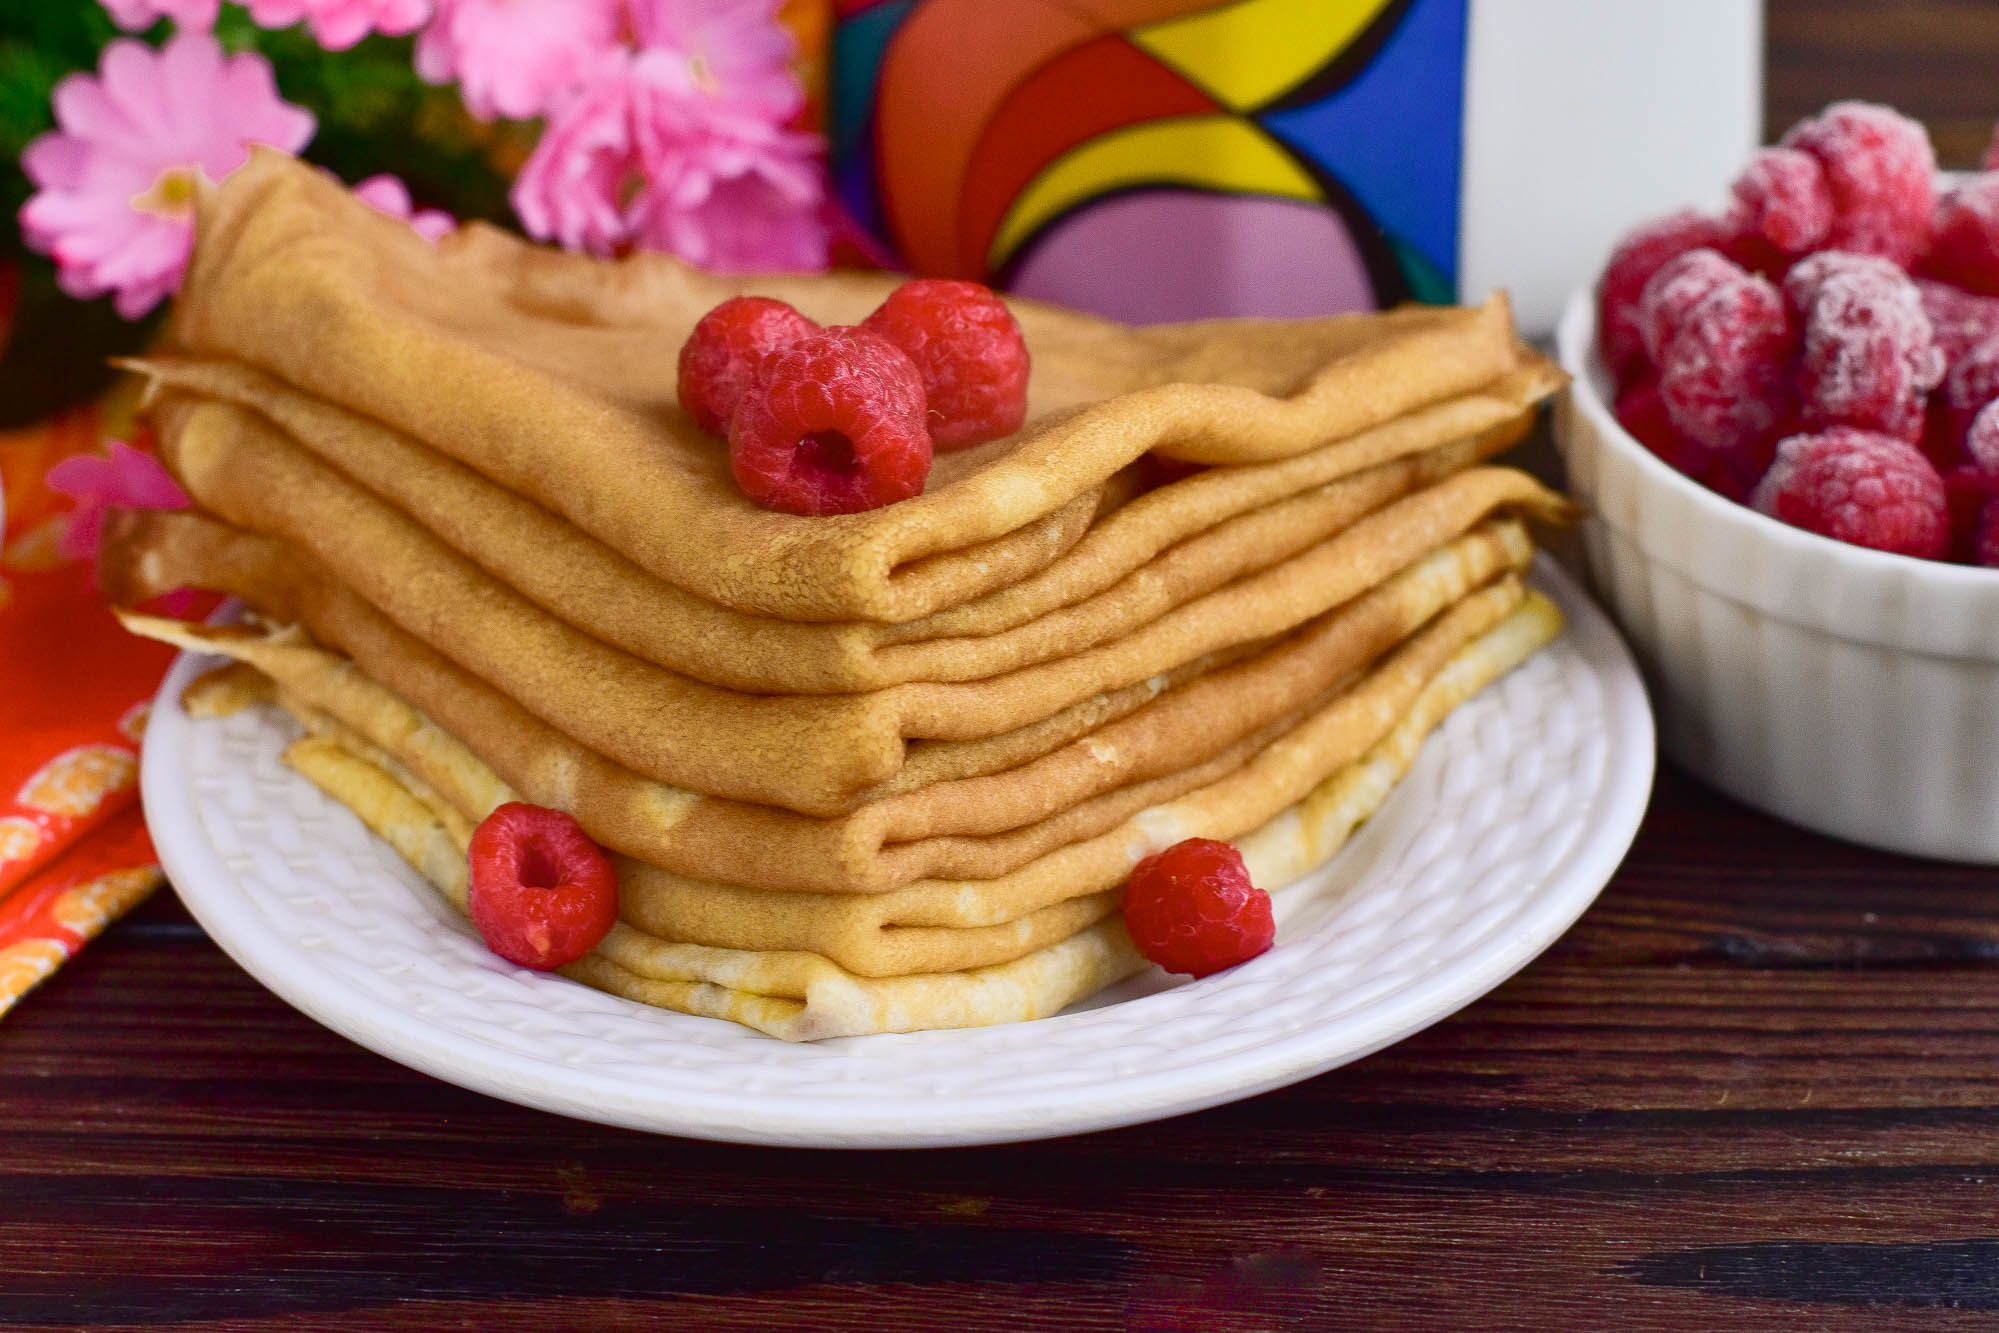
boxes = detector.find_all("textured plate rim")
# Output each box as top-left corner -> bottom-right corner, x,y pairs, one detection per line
142,557 -> 1654,1148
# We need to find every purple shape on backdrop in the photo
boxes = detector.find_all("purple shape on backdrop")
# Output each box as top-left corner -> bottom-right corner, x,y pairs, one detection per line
1006,190 -> 1377,325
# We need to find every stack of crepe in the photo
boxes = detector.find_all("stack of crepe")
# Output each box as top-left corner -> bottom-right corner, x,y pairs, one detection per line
104,152 -> 1572,1041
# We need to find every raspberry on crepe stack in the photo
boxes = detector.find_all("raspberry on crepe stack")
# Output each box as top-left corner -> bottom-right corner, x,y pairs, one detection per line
102,152 -> 1574,1040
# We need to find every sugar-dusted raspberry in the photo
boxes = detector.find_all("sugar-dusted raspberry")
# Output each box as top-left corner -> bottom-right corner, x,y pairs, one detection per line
863,279 -> 1030,450
1752,427 -> 1948,558
1975,499 -> 1999,566
677,296 -> 820,436
1727,147 -> 1835,263
1917,279 -> 1999,367
1122,837 -> 1274,979
1792,264 -> 1945,442
1596,210 -> 1728,375
468,802 -> 619,970
1782,251 -> 1907,319
1940,334 -> 1999,447
1654,269 -> 1798,459
1942,463 -> 1999,559
1968,399 -> 1999,474
1926,175 -> 1999,297
1639,247 -> 1743,365
1614,376 -> 1685,463
1780,101 -> 1937,265
729,326 -> 932,515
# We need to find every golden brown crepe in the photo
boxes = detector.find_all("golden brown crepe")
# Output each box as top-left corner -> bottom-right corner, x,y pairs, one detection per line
260,594 -> 1562,1039
118,521 -> 1532,895
125,420 -> 1568,812
169,151 -> 1544,622
127,358 -> 1551,691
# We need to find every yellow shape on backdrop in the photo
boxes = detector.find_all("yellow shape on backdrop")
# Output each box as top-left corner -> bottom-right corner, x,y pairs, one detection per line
1130,0 -> 1396,112
989,115 -> 1323,268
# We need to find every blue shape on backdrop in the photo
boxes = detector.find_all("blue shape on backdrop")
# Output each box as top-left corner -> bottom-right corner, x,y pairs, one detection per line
1259,0 -> 1467,288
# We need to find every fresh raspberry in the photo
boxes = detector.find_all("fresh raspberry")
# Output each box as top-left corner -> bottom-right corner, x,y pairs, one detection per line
1726,147 -> 1835,266
467,802 -> 619,970
1596,210 -> 1728,375
728,326 -> 932,515
1925,176 -> 1999,297
1752,427 -> 1948,558
1654,269 -> 1798,463
1122,837 -> 1274,979
1780,101 -> 1937,266
677,297 -> 820,436
1792,263 -> 1945,442
862,279 -> 1030,450
1638,247 -> 1743,365
1916,279 -> 1999,367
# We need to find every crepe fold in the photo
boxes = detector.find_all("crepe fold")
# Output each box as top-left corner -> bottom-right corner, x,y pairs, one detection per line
116,510 -> 1533,895
172,593 -> 1561,1038
127,356 -> 1554,693
169,151 -> 1546,623
122,408 -> 1568,814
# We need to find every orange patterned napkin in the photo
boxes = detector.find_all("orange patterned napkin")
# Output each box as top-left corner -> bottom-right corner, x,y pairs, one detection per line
0,364 -> 192,1017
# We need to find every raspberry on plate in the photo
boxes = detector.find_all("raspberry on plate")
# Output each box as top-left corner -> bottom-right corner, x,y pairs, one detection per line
1926,175 -> 1999,297
1652,264 -> 1797,465
1779,100 -> 1936,266
677,296 -> 820,436
1726,146 -> 1835,267
863,279 -> 1030,450
1752,426 -> 1948,558
468,802 -> 620,970
729,326 -> 933,515
1792,261 -> 1945,443
1596,210 -> 1728,376
1916,278 -> 1999,368
1122,837 -> 1274,979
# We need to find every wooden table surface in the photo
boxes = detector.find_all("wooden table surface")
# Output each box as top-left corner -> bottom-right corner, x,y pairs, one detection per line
10,4 -> 1999,1328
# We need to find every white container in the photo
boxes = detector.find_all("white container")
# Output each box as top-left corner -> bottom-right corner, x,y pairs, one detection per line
1460,0 -> 1763,335
1554,288 -> 1999,862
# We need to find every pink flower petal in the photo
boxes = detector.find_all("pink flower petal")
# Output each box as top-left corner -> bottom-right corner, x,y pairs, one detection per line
17,33 -> 314,318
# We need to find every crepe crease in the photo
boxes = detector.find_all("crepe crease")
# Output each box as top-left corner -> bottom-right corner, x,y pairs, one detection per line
104,151 -> 1576,1039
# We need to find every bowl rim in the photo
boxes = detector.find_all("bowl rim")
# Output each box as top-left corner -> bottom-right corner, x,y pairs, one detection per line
1553,284 -> 1999,659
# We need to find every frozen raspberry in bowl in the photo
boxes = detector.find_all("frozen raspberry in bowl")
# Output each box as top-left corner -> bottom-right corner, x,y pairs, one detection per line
1555,101 -> 1999,861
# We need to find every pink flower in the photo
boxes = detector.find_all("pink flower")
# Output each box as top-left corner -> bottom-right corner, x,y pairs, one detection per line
353,173 -> 456,241
415,0 -> 624,122
633,107 -> 827,272
98,0 -> 221,30
243,0 -> 433,50
19,35 -> 315,319
628,0 -> 802,120
46,440 -> 190,564
511,48 -> 827,272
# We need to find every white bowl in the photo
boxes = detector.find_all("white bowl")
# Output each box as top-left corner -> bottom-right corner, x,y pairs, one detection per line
1554,287 -> 1999,862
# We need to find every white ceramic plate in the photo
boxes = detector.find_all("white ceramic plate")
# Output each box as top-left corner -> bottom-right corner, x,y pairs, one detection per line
141,557 -> 1653,1148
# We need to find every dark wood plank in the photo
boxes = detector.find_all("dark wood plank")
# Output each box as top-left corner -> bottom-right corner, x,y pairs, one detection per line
1767,0 -> 1999,165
